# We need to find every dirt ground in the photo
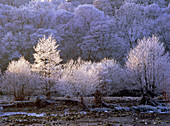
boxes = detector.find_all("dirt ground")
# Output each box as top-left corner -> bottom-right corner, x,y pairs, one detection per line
1,109 -> 170,126
0,96 -> 170,126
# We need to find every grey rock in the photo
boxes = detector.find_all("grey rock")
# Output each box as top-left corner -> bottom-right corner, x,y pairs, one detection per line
114,106 -> 130,111
132,105 -> 169,113
90,108 -> 112,113
35,96 -> 48,108
132,105 -> 157,112
156,106 -> 168,113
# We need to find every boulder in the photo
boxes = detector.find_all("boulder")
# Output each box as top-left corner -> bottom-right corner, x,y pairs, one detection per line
90,108 -> 112,113
114,106 -> 130,111
35,96 -> 48,108
140,91 -> 159,106
132,105 -> 158,112
132,105 -> 168,113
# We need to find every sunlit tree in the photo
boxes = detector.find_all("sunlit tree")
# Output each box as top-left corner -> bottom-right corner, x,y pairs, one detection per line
58,58 -> 99,107
58,58 -> 99,97
126,36 -> 169,93
32,35 -> 62,98
2,57 -> 38,101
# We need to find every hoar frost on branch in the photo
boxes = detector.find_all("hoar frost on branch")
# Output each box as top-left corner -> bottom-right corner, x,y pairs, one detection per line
2,57 -> 39,101
126,35 -> 169,94
93,58 -> 133,95
32,35 -> 62,98
58,58 -> 99,97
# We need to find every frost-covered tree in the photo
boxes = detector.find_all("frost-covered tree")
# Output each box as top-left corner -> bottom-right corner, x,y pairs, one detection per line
0,4 -> 13,69
144,3 -> 163,20
59,4 -> 106,61
0,4 -> 12,29
73,4 -> 105,35
58,57 -> 133,98
32,0 -> 43,1
57,1 -> 75,12
109,0 -> 124,9
93,0 -> 114,16
62,4 -> 125,62
0,31 -> 35,62
153,13 -> 170,51
5,6 -> 35,32
0,1 -> 59,70
58,58 -> 99,107
58,58 -> 99,97
25,1 -> 58,30
126,0 -> 167,7
32,35 -> 62,98
51,9 -> 74,29
0,0 -> 30,7
114,2 -> 153,50
126,36 -> 169,93
96,58 -> 132,95
63,0 -> 93,5
0,69 -> 2,94
2,57 -> 38,101
78,18 -> 126,62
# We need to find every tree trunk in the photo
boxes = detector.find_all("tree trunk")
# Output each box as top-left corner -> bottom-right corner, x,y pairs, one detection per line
79,95 -> 89,110
94,90 -> 103,107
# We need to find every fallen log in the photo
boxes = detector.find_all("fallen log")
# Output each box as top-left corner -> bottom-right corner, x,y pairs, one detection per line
0,101 -> 35,108
55,98 -> 80,105
0,103 -> 15,108
157,100 -> 170,103
13,101 -> 35,107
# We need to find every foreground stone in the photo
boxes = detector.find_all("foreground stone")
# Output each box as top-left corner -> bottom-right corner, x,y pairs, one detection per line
132,105 -> 168,113
140,91 -> 159,106
35,96 -> 49,108
89,105 -> 169,114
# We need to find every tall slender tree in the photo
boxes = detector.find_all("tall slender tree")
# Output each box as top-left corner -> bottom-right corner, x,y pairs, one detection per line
32,35 -> 62,98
